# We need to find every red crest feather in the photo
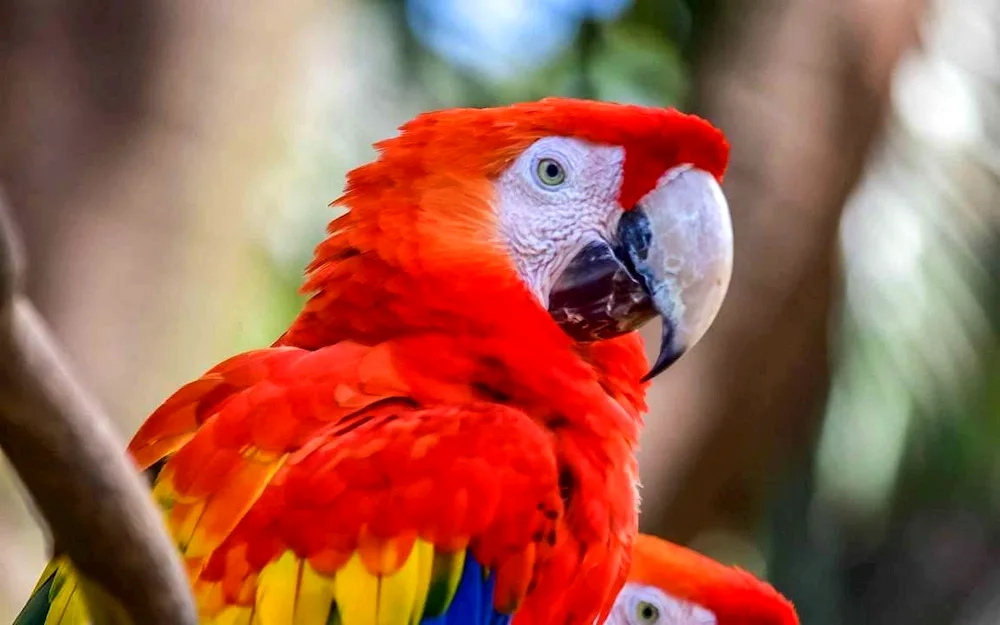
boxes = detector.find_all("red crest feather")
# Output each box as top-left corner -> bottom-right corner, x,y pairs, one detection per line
629,534 -> 799,625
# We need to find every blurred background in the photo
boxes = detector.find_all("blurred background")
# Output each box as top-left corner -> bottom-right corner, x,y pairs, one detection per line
2,0 -> 1000,622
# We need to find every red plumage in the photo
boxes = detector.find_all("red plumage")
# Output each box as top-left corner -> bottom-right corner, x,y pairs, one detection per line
627,534 -> 799,625
121,97 -> 730,624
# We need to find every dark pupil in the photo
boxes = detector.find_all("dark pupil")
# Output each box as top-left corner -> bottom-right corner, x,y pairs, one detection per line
641,605 -> 655,620
545,162 -> 560,178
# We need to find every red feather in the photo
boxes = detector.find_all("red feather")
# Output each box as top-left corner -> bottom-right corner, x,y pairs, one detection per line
628,534 -> 799,625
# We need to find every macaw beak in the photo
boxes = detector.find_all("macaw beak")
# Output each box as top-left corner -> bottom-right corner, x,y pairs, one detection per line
548,166 -> 733,381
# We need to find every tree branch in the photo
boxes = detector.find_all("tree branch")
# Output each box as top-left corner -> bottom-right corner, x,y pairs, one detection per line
0,195 -> 196,624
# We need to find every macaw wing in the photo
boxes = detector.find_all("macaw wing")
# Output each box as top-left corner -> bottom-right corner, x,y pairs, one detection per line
127,343 -> 412,570
137,343 -> 559,625
16,342 -> 423,625
21,343 -> 561,625
188,402 -> 559,625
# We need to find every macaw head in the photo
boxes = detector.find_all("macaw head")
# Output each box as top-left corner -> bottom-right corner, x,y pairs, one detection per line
605,534 -> 799,625
291,98 -> 733,379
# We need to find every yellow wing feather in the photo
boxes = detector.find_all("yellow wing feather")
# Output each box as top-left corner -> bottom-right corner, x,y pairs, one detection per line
15,557 -> 130,625
195,538 -> 456,625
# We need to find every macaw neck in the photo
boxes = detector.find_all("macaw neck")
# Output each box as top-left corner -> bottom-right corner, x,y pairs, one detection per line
277,251 -> 649,434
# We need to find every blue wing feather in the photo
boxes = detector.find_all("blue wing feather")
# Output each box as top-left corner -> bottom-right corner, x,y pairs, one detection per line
421,553 -> 512,625
491,612 -> 513,625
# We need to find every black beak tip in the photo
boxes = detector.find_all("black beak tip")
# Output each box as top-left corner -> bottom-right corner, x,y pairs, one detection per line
641,321 -> 684,382
641,348 -> 682,383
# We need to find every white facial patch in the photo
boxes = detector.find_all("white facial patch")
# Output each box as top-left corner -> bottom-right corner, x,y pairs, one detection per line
605,583 -> 718,625
495,136 -> 625,306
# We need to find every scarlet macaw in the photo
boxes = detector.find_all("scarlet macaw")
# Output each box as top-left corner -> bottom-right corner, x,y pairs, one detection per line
606,534 -> 798,625
17,98 -> 733,625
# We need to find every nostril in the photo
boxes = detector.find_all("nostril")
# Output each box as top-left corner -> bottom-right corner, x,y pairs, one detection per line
617,209 -> 651,259
614,208 -> 653,285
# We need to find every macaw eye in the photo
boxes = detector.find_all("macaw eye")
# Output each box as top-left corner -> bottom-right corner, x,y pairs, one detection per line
534,157 -> 566,187
635,600 -> 660,624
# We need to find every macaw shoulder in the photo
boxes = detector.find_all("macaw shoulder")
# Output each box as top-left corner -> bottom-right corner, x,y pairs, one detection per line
128,341 -> 420,470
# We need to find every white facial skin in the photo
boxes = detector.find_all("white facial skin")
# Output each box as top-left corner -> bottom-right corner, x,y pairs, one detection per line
494,136 -> 733,359
496,136 -> 626,307
604,583 -> 718,625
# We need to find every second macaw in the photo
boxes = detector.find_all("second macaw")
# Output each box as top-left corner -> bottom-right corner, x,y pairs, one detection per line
17,98 -> 733,625
606,534 -> 799,625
